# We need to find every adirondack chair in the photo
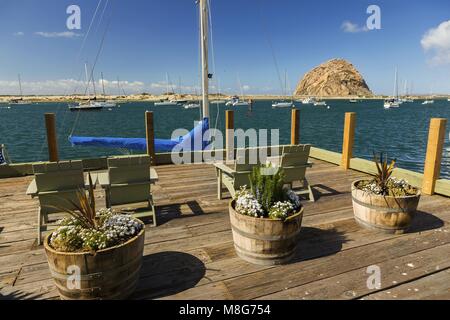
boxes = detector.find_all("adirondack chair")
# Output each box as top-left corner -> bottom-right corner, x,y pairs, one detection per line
96,155 -> 157,226
268,144 -> 315,201
214,147 -> 269,199
26,160 -> 90,245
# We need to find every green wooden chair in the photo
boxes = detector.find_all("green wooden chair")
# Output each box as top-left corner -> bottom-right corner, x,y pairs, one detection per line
269,145 -> 315,202
26,160 -> 90,245
214,148 -> 268,199
96,155 -> 157,226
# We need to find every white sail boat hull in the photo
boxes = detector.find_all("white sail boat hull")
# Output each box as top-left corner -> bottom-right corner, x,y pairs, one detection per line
272,102 -> 293,108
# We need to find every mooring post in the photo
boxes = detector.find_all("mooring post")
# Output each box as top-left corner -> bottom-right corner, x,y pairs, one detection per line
422,118 -> 447,195
341,112 -> 356,170
145,111 -> 156,165
291,109 -> 300,145
226,110 -> 234,161
44,113 -> 59,162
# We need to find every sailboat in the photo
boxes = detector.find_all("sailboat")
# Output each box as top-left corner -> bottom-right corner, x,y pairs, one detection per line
69,0 -> 210,153
422,85 -> 435,105
154,73 -> 179,106
231,74 -> 250,107
9,74 -> 28,105
69,63 -> 104,111
384,67 -> 400,109
95,72 -> 118,108
272,71 -> 294,108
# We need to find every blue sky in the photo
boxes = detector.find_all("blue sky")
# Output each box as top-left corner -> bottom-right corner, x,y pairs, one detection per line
1,0 -> 450,95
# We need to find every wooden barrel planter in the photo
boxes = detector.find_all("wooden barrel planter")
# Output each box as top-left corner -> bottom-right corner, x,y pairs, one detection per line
351,181 -> 421,234
229,200 -> 304,266
44,228 -> 145,300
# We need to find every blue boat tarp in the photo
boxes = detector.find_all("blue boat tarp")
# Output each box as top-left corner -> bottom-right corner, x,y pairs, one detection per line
69,118 -> 209,153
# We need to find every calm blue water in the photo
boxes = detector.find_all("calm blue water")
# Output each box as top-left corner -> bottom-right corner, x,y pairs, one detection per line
0,100 -> 449,178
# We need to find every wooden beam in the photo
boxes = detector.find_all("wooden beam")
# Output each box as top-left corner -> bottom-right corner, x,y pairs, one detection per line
44,113 -> 58,162
291,109 -> 300,145
145,111 -> 156,165
226,110 -> 234,161
341,112 -> 356,170
422,118 -> 447,195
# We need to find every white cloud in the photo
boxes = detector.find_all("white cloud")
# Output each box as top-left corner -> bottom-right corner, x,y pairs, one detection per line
242,85 -> 250,91
13,31 -> 24,36
34,31 -> 83,38
341,21 -> 368,33
421,20 -> 450,65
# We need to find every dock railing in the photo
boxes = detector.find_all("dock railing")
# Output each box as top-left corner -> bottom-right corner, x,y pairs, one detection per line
0,110 -> 448,197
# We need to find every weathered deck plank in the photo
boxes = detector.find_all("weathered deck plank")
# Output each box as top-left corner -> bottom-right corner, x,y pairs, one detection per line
0,159 -> 449,300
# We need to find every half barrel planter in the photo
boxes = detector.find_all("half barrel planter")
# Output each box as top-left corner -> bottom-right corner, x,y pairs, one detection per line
44,227 -> 145,300
351,180 -> 421,234
229,200 -> 304,266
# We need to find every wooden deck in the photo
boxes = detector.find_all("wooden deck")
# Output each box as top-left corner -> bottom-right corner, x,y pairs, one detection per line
1,159 -> 450,300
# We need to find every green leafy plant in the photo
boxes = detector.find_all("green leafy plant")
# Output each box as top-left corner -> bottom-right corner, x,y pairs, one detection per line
249,164 -> 285,214
373,152 -> 396,195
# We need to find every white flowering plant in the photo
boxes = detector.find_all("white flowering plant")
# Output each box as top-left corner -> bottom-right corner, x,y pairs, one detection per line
50,209 -> 143,252
233,165 -> 302,221
48,173 -> 143,253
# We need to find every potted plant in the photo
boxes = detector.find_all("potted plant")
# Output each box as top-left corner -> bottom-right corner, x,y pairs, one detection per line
229,165 -> 304,266
351,153 -> 421,234
44,174 -> 145,300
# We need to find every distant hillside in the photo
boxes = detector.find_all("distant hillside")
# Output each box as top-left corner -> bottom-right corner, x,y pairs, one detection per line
294,59 -> 373,97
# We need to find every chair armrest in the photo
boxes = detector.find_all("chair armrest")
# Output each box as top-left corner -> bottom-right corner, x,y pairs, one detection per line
110,181 -> 151,187
150,168 -> 158,184
26,179 -> 38,197
213,162 -> 236,175
282,163 -> 313,170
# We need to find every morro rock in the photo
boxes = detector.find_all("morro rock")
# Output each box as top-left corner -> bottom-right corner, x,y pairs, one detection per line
294,59 -> 372,97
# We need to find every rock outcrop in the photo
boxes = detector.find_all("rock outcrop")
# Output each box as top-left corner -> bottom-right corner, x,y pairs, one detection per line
294,59 -> 372,97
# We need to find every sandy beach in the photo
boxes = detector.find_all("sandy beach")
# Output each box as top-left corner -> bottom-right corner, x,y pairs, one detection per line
1,94 -> 446,104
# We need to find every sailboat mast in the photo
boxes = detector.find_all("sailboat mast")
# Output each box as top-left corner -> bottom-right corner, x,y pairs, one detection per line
84,63 -> 91,97
200,0 -> 209,119
395,67 -> 398,99
101,72 -> 106,97
18,74 -> 23,97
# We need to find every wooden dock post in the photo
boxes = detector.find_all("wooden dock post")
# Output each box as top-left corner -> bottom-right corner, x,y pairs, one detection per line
226,110 -> 234,161
422,118 -> 447,195
291,109 -> 300,145
44,113 -> 59,162
145,111 -> 156,165
341,112 -> 356,170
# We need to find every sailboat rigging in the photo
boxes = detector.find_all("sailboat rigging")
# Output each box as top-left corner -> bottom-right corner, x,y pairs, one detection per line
272,70 -> 294,108
384,67 -> 400,109
9,74 -> 28,105
69,0 -> 210,153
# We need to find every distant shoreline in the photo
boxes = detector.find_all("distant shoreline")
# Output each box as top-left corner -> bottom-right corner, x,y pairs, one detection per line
0,94 -> 449,103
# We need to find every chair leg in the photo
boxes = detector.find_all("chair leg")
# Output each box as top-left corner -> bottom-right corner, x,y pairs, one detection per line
303,179 -> 315,202
37,207 -> 43,246
217,171 -> 223,200
105,188 -> 111,208
149,199 -> 157,227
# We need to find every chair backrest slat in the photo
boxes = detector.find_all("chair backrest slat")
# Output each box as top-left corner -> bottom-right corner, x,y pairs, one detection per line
108,155 -> 151,185
33,160 -> 84,192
